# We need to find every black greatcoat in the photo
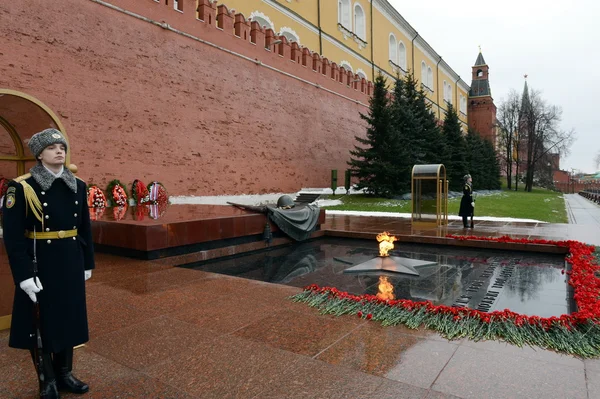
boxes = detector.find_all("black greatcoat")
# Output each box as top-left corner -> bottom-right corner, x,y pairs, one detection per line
458,182 -> 474,217
3,169 -> 95,353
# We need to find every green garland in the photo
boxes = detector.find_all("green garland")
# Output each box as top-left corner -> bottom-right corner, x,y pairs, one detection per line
291,289 -> 600,357
290,238 -> 600,358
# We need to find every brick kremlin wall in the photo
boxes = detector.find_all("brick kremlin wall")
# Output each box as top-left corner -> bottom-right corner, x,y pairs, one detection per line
0,0 -> 373,195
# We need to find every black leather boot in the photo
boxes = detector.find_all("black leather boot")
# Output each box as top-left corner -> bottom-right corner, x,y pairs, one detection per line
53,348 -> 89,394
30,350 -> 60,399
39,380 -> 60,399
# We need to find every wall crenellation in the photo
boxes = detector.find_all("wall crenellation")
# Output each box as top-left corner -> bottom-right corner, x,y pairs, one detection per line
0,0 -> 371,196
134,0 -> 373,99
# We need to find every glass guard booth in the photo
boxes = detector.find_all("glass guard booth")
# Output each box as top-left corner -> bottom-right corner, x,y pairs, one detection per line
411,164 -> 448,226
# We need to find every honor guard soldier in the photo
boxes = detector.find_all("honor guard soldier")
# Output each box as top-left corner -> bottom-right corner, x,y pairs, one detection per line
458,174 -> 475,228
3,128 -> 95,398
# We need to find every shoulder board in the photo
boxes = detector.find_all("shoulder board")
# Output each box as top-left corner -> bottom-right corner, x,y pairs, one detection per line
76,176 -> 86,182
13,173 -> 31,183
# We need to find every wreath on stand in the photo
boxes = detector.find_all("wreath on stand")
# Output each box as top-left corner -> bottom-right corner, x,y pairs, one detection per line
106,179 -> 129,207
146,181 -> 169,220
147,181 -> 168,204
131,179 -> 150,205
87,184 -> 107,209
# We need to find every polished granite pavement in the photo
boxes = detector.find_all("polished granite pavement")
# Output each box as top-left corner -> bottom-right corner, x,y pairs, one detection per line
1,252 -> 597,399
1,195 -> 600,398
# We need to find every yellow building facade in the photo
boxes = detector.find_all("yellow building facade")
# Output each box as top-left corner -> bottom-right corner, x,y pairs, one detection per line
220,0 -> 470,128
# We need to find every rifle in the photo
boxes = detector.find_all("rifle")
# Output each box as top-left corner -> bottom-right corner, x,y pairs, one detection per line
471,192 -> 476,228
30,227 -> 45,384
226,202 -> 268,214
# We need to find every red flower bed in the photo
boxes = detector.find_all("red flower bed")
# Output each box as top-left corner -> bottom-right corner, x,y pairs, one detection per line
292,235 -> 600,357
444,235 -> 600,325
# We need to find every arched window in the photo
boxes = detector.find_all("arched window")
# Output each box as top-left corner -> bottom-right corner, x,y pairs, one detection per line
447,85 -> 452,104
353,3 -> 366,40
389,34 -> 397,63
249,11 -> 274,31
356,69 -> 367,80
477,69 -> 483,77
340,60 -> 353,73
398,42 -> 407,70
279,27 -> 300,44
338,0 -> 351,29
443,81 -> 448,102
460,95 -> 467,113
421,61 -> 427,86
427,67 -> 433,89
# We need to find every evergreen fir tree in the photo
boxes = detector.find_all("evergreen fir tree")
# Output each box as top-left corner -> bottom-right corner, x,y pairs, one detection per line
348,74 -> 402,197
465,129 -> 502,190
481,137 -> 502,189
388,74 -> 417,194
403,74 -> 445,165
465,129 -> 487,188
400,73 -> 427,165
442,104 -> 468,191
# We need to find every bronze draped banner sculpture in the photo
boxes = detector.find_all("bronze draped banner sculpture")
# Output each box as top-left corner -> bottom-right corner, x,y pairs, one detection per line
227,195 -> 320,242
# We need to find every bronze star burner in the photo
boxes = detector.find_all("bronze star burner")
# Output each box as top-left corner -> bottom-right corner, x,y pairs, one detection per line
343,255 -> 437,276
343,232 -> 437,277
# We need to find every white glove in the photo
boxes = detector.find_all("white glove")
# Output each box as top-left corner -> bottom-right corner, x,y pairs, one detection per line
85,270 -> 92,281
471,202 -> 475,207
19,277 -> 43,303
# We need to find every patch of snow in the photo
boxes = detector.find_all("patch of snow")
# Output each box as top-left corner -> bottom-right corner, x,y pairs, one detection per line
326,210 -> 546,223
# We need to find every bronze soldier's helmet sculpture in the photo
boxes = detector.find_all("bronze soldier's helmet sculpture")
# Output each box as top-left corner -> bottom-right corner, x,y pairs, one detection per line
276,195 -> 295,209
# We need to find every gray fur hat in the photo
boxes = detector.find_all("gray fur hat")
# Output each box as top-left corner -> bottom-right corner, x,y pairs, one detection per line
463,174 -> 472,181
28,128 -> 68,159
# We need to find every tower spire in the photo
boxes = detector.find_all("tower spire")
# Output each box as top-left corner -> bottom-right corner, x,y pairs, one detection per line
467,49 -> 497,145
474,50 -> 486,66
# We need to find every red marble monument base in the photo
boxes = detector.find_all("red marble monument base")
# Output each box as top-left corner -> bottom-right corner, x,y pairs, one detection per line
0,204 -> 325,329
91,204 -> 326,260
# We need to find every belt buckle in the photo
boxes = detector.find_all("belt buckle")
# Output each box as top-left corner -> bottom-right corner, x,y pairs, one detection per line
57,230 -> 66,239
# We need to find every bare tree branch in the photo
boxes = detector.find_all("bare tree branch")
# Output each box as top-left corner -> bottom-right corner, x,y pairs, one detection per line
496,89 -> 521,190
520,89 -> 576,191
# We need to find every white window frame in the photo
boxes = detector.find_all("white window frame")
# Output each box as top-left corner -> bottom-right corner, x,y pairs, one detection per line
398,41 -> 407,71
338,0 -> 352,30
353,3 -> 366,40
460,95 -> 467,114
443,81 -> 446,101
279,27 -> 300,44
340,60 -> 353,73
356,69 -> 367,80
421,61 -> 427,87
249,11 -> 275,31
427,66 -> 433,90
389,34 -> 397,63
